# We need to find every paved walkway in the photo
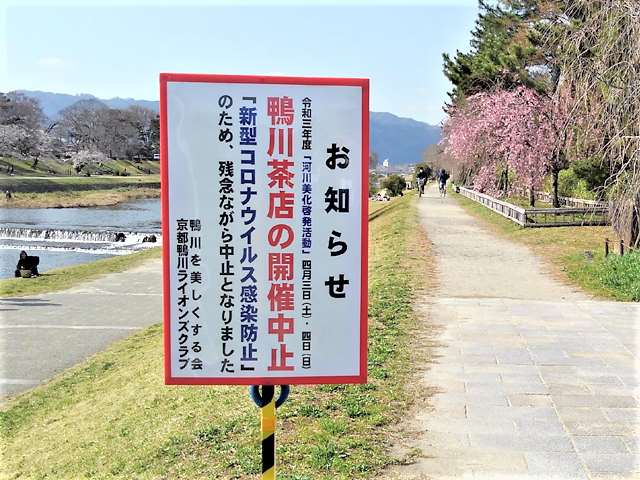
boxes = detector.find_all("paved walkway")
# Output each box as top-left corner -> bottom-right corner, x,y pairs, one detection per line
0,259 -> 161,398
388,185 -> 640,480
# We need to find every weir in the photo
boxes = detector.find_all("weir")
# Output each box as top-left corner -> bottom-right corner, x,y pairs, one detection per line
0,227 -> 161,244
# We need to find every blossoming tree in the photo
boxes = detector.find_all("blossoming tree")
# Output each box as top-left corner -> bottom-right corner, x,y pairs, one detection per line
443,86 -> 567,206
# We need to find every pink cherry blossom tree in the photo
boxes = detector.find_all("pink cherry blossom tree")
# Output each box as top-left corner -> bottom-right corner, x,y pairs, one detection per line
443,86 -> 567,206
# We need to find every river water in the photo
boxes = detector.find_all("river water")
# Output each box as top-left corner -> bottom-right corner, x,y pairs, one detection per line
0,199 -> 161,278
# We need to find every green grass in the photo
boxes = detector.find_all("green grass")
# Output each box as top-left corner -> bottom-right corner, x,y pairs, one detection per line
0,194 -> 431,479
598,252 -> 640,301
565,250 -> 640,302
0,248 -> 161,298
101,159 -> 160,176
453,191 -> 638,301
0,156 -> 160,177
506,195 -> 553,209
0,174 -> 160,208
0,174 -> 160,193
1,186 -> 160,208
368,198 -> 396,215
0,156 -> 67,175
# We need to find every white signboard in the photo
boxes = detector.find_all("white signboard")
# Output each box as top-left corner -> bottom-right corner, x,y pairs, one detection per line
161,74 -> 369,385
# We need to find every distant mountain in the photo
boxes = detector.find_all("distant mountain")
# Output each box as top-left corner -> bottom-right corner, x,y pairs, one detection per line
100,97 -> 159,112
13,90 -> 160,120
370,112 -> 440,166
13,91 -> 97,119
16,90 -> 441,165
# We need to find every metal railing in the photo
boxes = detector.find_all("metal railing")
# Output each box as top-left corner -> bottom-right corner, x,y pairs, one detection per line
458,186 -> 609,228
524,206 -> 609,227
458,187 -> 527,226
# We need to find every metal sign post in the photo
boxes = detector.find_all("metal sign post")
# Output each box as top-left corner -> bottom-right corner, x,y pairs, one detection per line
250,385 -> 290,479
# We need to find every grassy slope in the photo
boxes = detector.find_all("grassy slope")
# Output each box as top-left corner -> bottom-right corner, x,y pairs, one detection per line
0,187 -> 160,208
368,198 -> 397,215
453,191 -> 639,301
0,248 -> 161,298
0,156 -> 69,176
0,156 -> 160,177
0,174 -> 161,208
0,175 -> 160,193
1,195 -> 431,480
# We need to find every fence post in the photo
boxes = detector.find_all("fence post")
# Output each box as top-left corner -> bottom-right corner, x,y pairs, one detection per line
605,238 -> 609,257
620,239 -> 625,256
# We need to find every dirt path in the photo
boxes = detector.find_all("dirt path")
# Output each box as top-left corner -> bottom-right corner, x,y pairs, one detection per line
387,184 -> 639,479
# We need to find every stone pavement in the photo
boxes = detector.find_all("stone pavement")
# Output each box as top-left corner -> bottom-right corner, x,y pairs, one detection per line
387,185 -> 640,480
0,259 -> 161,399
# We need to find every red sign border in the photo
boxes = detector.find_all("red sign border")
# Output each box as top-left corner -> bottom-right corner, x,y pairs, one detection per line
160,73 -> 369,385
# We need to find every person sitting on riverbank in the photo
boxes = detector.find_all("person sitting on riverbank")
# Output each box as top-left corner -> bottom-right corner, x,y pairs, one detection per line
14,250 -> 39,278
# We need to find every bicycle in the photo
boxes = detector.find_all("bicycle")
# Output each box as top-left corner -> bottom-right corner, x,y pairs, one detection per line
439,182 -> 447,198
418,179 -> 426,198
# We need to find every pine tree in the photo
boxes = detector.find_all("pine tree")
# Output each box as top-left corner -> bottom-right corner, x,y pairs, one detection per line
442,0 -> 547,107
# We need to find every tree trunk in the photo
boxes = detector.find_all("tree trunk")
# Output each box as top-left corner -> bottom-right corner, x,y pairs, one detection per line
552,167 -> 560,208
632,198 -> 640,248
529,187 -> 536,207
504,165 -> 509,195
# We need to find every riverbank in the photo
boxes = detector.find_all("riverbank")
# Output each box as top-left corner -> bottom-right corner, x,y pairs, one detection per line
0,174 -> 160,192
0,156 -> 160,177
1,187 -> 160,208
1,195 -> 435,479
0,247 -> 161,297
0,174 -> 161,208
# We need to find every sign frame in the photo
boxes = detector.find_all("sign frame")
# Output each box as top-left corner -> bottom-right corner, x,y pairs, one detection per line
160,73 -> 369,385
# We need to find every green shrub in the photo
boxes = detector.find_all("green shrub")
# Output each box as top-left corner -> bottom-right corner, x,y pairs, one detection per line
572,157 -> 609,193
380,174 -> 405,197
556,168 -> 596,200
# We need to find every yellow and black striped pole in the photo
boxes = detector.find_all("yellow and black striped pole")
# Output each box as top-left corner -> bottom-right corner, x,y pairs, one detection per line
250,385 -> 290,480
261,386 -> 276,480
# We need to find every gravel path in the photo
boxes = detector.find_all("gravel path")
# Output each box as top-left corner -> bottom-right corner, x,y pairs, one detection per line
387,184 -> 639,480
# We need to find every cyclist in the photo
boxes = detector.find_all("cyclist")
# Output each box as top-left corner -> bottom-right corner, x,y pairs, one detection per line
416,167 -> 429,197
438,169 -> 450,197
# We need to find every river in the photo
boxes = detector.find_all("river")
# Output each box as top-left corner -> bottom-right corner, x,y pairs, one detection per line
0,199 -> 161,278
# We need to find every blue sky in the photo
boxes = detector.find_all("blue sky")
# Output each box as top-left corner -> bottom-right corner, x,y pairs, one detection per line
1,0 -> 478,124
